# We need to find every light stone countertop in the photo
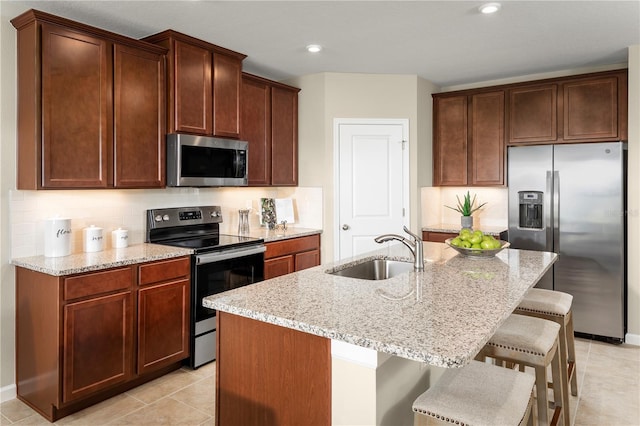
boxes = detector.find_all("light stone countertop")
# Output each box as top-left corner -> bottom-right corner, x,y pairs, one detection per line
11,244 -> 193,276
11,229 -> 321,276
204,242 -> 557,368
422,223 -> 508,236
234,227 -> 322,243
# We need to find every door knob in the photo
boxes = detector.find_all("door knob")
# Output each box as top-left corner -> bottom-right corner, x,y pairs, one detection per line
342,224 -> 350,230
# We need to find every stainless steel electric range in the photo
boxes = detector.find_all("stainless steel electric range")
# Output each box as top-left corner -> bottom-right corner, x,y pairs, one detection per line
146,206 -> 265,368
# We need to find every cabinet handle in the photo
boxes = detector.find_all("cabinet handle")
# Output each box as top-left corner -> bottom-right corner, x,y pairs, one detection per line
342,224 -> 350,231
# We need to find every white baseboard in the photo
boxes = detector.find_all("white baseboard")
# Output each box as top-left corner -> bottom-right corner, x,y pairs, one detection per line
625,333 -> 640,346
0,383 -> 16,402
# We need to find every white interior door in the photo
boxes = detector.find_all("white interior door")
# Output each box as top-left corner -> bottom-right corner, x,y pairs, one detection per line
335,120 -> 409,260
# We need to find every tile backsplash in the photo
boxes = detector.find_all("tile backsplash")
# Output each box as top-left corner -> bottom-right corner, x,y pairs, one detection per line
10,187 -> 323,258
421,187 -> 508,230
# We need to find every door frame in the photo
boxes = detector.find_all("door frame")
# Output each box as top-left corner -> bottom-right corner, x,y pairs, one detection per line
333,118 -> 410,261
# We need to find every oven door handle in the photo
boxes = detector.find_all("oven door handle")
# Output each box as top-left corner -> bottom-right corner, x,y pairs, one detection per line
195,245 -> 266,265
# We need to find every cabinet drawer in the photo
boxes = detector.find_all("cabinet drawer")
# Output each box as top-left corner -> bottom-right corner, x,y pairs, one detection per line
422,232 -> 459,243
265,235 -> 320,259
64,267 -> 133,301
138,257 -> 190,286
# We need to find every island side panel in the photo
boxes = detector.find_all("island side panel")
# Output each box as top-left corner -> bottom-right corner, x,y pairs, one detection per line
216,311 -> 331,426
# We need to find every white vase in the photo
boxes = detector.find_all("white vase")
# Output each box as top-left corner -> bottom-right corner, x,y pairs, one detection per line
461,216 -> 473,230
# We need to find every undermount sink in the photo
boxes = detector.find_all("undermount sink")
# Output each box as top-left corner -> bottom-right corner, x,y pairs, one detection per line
328,259 -> 414,280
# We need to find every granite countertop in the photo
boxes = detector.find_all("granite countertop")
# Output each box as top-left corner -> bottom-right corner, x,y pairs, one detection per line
204,242 -> 556,368
228,227 -> 322,243
423,223 -> 507,236
11,244 -> 193,276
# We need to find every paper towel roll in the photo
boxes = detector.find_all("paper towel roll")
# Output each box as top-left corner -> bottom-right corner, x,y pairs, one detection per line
111,228 -> 129,249
83,225 -> 104,253
44,218 -> 72,257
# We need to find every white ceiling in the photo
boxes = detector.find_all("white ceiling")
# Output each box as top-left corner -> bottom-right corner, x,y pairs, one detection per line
4,1 -> 640,87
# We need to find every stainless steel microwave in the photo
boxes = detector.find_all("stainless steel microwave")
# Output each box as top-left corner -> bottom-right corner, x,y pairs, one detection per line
166,133 -> 248,187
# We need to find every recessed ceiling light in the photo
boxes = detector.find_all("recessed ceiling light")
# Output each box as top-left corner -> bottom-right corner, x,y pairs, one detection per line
479,2 -> 501,14
306,44 -> 322,53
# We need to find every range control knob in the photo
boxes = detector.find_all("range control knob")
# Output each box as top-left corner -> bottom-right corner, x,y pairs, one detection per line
155,214 -> 163,222
211,211 -> 221,218
163,214 -> 170,221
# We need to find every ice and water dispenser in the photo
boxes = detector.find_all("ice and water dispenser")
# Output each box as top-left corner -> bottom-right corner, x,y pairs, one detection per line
518,191 -> 543,229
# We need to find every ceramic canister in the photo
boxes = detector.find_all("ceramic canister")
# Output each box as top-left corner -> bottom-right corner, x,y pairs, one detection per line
83,225 -> 104,253
111,228 -> 129,249
44,217 -> 72,257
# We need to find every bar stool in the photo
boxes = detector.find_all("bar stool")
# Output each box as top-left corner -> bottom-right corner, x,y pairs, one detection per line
412,360 -> 535,426
515,288 -> 578,397
476,314 -> 567,426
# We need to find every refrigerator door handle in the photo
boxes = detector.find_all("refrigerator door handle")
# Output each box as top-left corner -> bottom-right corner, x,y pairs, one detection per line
545,170 -> 554,252
553,170 -> 560,253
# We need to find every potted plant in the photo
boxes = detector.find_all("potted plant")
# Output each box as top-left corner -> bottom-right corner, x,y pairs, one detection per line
445,191 -> 487,229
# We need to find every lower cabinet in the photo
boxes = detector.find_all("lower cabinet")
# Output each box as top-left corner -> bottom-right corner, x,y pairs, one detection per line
137,259 -> 190,375
422,231 -> 459,243
63,291 -> 134,403
264,234 -> 321,279
15,256 -> 190,422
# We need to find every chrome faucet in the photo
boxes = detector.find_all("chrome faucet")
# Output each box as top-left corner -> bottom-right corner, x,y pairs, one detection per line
374,226 -> 424,271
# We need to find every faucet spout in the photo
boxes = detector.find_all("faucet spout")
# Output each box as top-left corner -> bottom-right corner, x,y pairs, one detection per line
374,227 -> 424,271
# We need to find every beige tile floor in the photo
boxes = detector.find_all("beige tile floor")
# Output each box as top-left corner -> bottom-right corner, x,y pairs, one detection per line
1,337 -> 639,425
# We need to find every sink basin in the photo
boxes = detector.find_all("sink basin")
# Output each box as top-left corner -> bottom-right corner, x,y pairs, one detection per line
328,259 -> 414,280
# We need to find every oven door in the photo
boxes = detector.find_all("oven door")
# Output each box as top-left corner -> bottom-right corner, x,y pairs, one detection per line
191,244 -> 265,368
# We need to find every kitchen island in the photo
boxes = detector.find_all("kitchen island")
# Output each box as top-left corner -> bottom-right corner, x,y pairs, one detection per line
204,241 -> 557,425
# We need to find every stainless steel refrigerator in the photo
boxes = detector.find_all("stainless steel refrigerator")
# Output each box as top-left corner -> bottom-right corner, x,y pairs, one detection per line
508,142 -> 626,341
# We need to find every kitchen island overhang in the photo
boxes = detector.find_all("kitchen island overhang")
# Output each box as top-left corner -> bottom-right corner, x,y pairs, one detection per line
205,242 -> 557,425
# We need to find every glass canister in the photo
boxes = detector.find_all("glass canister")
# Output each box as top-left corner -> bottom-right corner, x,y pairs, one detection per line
238,209 -> 250,236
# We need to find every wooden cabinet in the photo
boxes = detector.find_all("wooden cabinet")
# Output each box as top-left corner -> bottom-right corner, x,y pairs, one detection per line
137,258 -> 190,375
507,83 -> 558,144
422,231 -> 459,243
15,256 -> 190,422
507,69 -> 627,145
562,73 -> 627,141
113,44 -> 165,187
264,234 -> 320,279
433,70 -> 627,186
62,268 -> 134,403
11,10 -> 166,190
433,90 -> 505,186
217,312 -> 331,425
241,73 -> 300,186
143,30 -> 246,139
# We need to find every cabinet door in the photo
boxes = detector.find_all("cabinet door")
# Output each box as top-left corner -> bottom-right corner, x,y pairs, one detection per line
469,91 -> 505,186
242,75 -> 271,185
264,256 -> 295,279
507,84 -> 558,145
563,76 -> 620,141
173,40 -> 212,134
271,87 -> 299,186
423,232 -> 459,243
137,279 -> 190,375
213,52 -> 242,138
433,95 -> 467,186
41,23 -> 111,188
63,291 -> 133,402
113,44 -> 165,188
295,250 -> 320,272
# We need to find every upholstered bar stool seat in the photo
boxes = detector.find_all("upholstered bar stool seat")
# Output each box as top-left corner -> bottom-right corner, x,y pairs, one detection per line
412,360 -> 535,426
476,314 -> 568,426
515,288 -> 578,397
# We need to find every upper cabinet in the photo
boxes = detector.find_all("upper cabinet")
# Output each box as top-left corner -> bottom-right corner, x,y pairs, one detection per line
143,30 -> 246,139
11,10 -> 166,190
433,69 -> 628,187
433,90 -> 505,187
507,69 -> 627,145
241,73 -> 300,186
